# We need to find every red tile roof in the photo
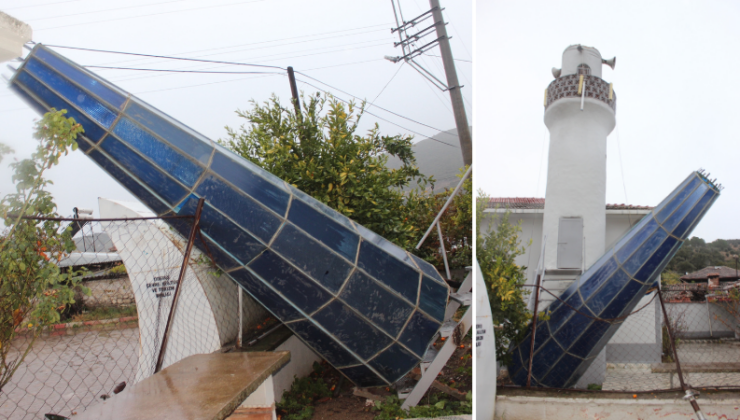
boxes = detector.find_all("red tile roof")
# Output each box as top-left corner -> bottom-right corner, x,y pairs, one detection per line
484,197 -> 652,210
681,266 -> 740,282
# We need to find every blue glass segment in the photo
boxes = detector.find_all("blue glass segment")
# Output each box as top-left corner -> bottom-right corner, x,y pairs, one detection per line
530,339 -> 565,381
410,254 -> 445,283
399,311 -> 441,357
510,171 -> 720,388
271,223 -> 353,293
228,268 -> 302,322
655,175 -> 701,223
540,353 -> 583,388
545,289 -> 582,334
197,233 -> 242,271
99,137 -> 188,205
290,187 -> 357,231
622,228 -> 668,277
312,300 -> 392,360
552,310 -> 590,350
600,278 -> 644,320
112,117 -> 203,187
568,321 -> 611,359
662,182 -> 708,232
125,100 -> 213,164
248,250 -> 332,314
369,344 -> 420,383
196,174 -> 282,243
210,150 -> 290,215
358,240 -> 420,303
418,276 -> 448,322
15,71 -> 109,143
25,58 -> 118,128
615,218 -> 658,263
339,270 -> 414,337
33,47 -> 126,109
577,256 -> 618,302
287,198 -> 359,262
673,190 -> 717,238
88,150 -> 170,215
634,236 -> 679,283
177,195 -> 267,265
288,320 -> 359,367
9,83 -> 48,115
339,365 -> 388,387
585,269 -> 631,315
9,45 -> 448,388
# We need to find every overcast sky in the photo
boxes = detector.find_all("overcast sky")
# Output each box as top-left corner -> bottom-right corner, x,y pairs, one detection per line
476,1 -> 740,242
0,0 -> 471,219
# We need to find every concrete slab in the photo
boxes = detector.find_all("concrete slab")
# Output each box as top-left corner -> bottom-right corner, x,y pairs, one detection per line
74,352 -> 290,420
495,390 -> 740,420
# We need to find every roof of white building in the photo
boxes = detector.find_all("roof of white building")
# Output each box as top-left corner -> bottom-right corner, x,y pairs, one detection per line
484,197 -> 653,211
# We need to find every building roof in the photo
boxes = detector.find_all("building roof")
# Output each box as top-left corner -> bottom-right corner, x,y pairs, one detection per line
681,265 -> 740,282
484,197 -> 653,211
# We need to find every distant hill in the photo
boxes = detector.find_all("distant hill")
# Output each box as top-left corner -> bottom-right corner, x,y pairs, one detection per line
665,237 -> 740,275
386,127 -> 468,192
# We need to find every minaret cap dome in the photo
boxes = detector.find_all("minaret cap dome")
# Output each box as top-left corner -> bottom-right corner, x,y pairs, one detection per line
560,44 -> 605,79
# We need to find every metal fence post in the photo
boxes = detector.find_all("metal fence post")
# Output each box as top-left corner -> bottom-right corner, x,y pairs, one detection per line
526,274 -> 542,388
155,198 -> 205,373
658,290 -> 707,420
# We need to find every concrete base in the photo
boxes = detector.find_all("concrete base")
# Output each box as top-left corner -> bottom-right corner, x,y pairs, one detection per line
271,335 -> 322,401
575,347 -> 606,389
495,392 -> 740,420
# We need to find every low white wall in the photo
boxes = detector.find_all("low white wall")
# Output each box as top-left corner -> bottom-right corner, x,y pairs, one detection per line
271,335 -> 322,402
665,302 -> 736,339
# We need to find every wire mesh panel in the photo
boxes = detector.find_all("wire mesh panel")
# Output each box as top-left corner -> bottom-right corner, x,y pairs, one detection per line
0,217 -> 268,420
499,284 -> 740,394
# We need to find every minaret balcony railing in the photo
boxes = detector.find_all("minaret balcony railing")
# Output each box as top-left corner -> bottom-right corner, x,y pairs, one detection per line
545,74 -> 616,112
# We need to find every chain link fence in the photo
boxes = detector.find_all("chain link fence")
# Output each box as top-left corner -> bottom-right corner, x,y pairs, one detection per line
499,282 -> 740,394
1,215 -> 269,420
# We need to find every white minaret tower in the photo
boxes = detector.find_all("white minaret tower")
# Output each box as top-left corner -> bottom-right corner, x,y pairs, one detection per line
540,45 -> 616,295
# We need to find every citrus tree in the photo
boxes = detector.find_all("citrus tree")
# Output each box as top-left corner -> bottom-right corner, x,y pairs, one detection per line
220,93 -> 434,250
476,191 -> 531,362
0,109 -> 86,392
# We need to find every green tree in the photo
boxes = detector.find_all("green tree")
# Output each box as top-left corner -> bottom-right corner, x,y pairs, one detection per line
220,93 -> 434,250
410,167 -> 472,277
476,191 -> 531,363
0,109 -> 86,392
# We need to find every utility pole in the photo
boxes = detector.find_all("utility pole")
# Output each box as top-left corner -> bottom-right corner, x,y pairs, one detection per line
429,0 -> 472,166
287,66 -> 300,114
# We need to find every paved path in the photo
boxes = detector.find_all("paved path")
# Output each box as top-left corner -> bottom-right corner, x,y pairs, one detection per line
603,342 -> 740,391
0,327 -> 139,420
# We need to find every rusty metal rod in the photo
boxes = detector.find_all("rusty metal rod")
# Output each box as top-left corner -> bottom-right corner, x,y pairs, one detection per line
526,274 -> 542,388
658,290 -> 707,419
155,198 -> 205,373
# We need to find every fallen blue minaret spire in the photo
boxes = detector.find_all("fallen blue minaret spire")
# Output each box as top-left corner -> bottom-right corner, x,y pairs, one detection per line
508,171 -> 720,388
9,44 -> 449,387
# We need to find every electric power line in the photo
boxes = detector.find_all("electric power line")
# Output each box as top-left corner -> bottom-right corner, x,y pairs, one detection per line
295,77 -> 459,149
294,70 -> 458,138
0,0 -> 82,11
75,25 -> 391,69
35,0 -> 270,31
369,62 -> 404,107
22,0 -> 192,22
